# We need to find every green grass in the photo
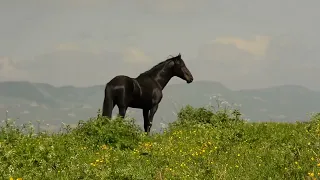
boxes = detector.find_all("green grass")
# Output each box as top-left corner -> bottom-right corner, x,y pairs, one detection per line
0,106 -> 320,180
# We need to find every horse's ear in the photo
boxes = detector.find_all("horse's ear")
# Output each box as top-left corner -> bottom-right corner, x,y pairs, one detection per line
177,53 -> 181,58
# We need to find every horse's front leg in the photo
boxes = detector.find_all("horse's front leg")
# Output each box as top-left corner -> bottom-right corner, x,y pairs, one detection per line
147,104 -> 159,134
143,109 -> 149,133
118,106 -> 127,118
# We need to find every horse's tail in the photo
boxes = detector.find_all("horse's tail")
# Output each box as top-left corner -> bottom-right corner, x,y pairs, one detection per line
102,84 -> 113,118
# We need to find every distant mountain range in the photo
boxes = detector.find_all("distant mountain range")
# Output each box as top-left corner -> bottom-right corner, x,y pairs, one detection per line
0,80 -> 319,132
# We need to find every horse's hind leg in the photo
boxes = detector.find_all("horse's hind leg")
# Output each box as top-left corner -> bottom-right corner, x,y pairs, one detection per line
102,86 -> 115,118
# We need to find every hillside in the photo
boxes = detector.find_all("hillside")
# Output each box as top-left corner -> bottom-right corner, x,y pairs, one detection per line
0,80 -> 319,131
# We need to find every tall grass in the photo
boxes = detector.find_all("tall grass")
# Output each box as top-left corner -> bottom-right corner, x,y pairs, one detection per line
0,104 -> 320,180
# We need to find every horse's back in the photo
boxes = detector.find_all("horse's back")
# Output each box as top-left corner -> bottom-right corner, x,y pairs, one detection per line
107,75 -> 133,86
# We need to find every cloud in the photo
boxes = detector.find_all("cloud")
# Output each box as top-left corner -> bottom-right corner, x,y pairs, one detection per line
213,35 -> 271,56
56,42 -> 80,51
194,34 -> 320,89
17,49 -> 154,87
0,57 -> 29,81
122,47 -> 151,63
192,35 -> 273,89
136,0 -> 207,13
64,0 -> 111,6
55,42 -> 102,54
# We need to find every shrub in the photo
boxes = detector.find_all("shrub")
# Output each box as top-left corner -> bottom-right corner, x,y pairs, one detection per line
72,110 -> 143,150
171,104 -> 244,128
307,112 -> 320,136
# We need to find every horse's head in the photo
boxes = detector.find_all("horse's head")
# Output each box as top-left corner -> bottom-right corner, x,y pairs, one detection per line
171,53 -> 193,84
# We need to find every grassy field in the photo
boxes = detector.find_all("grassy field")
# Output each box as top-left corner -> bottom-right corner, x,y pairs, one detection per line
0,105 -> 320,180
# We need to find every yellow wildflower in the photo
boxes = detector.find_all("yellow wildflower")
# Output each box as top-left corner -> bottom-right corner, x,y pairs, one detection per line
317,163 -> 320,167
308,172 -> 314,177
10,178 -> 13,180
101,144 -> 107,150
17,178 -> 23,180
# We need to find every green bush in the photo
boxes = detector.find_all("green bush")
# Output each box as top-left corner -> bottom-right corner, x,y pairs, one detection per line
171,104 -> 244,128
72,112 -> 143,150
308,112 -> 320,136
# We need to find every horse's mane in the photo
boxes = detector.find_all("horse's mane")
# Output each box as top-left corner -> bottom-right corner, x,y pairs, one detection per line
138,55 -> 176,77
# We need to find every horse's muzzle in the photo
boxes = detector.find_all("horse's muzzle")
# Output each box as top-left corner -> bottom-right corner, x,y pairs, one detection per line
186,77 -> 193,84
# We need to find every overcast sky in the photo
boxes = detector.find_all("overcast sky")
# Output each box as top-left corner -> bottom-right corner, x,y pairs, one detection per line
1,0 -> 320,90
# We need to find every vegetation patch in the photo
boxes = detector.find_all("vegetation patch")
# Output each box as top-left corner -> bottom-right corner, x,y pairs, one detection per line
0,106 -> 320,180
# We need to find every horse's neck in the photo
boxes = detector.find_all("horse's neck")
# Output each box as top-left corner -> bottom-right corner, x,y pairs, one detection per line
152,67 -> 173,90
138,67 -> 173,90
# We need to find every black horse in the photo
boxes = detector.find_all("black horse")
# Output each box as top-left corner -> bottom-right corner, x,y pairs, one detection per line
102,53 -> 193,134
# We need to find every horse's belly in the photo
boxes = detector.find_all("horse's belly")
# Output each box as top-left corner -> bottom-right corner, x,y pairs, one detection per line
128,98 -> 151,109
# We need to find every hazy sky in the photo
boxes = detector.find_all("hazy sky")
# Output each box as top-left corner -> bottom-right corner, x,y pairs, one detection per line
1,0 -> 320,90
